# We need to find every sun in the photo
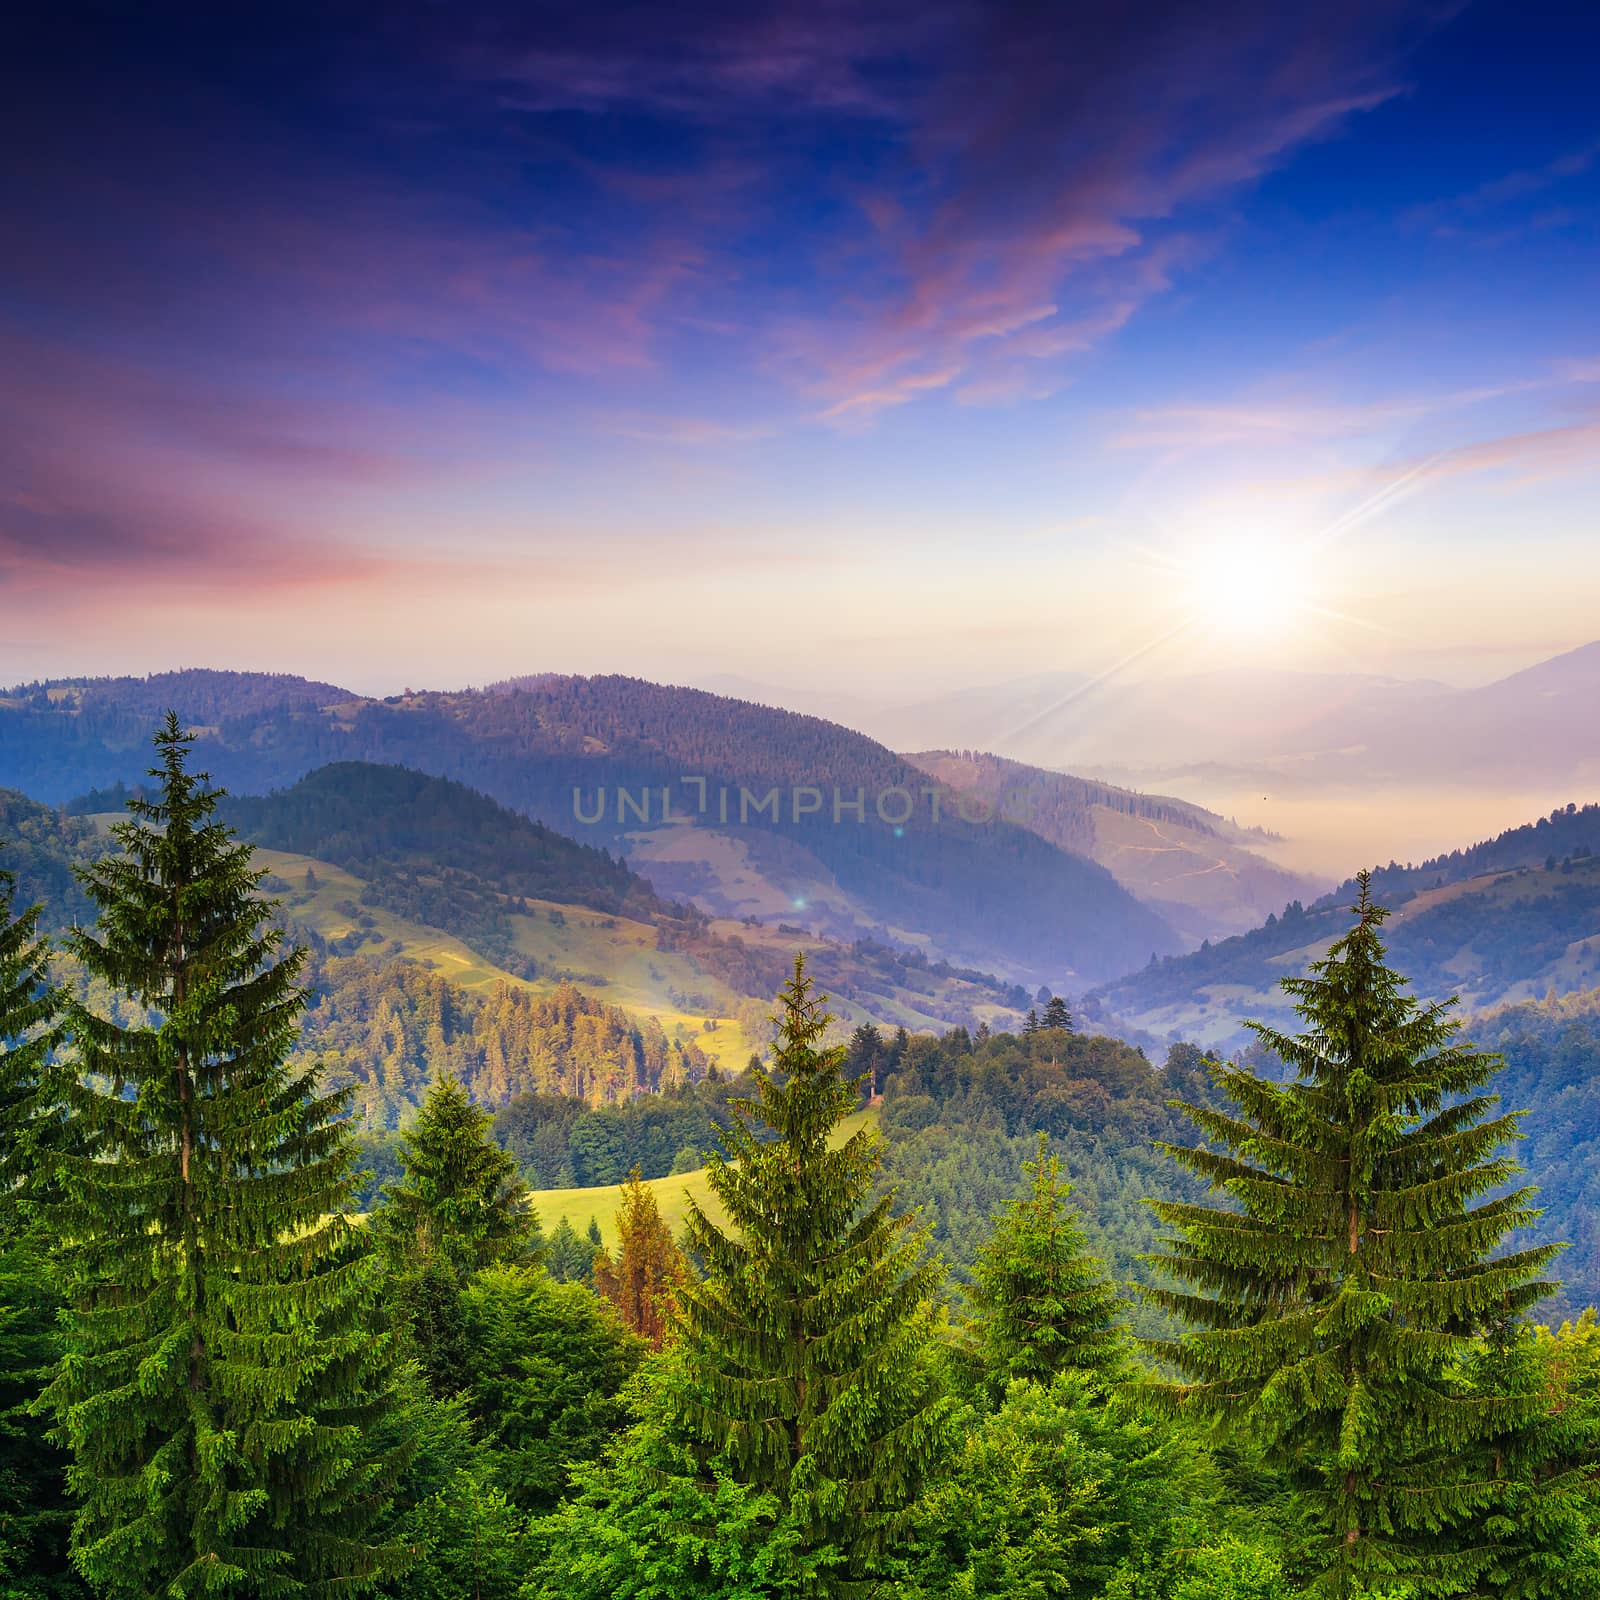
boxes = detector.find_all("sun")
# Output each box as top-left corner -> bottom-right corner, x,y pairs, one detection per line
1185,535 -> 1315,637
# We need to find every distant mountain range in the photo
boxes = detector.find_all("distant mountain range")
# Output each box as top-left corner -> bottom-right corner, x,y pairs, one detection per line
2,669 -> 1196,984
1085,801 -> 1600,1047
709,641 -> 1600,790
905,750 -> 1321,943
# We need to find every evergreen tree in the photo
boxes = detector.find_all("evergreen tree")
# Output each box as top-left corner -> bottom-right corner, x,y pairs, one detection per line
37,715 -> 406,1598
372,1074 -> 540,1276
0,856 -> 81,1595
1023,1008 -> 1039,1034
671,956 -> 952,1593
845,1023 -> 883,1095
545,1217 -> 593,1285
0,850 -> 59,1217
887,1025 -> 910,1076
1456,1316 -> 1600,1598
585,1216 -> 602,1252
1142,873 -> 1561,1598
971,1132 -> 1124,1393
1039,995 -> 1073,1034
592,1166 -> 687,1349
369,1075 -> 542,1390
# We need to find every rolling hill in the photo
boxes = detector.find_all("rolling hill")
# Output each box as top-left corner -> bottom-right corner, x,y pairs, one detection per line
2,764 -> 1039,1124
1085,801 -> 1600,1046
223,761 -> 1035,1033
1,669 -> 1181,984
905,749 -> 1324,942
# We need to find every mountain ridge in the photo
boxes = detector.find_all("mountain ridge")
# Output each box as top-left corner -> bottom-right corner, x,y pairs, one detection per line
0,670 -> 1182,984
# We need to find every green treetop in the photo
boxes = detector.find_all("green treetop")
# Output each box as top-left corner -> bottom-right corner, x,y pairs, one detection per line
1143,871 -> 1561,1598
368,1073 -> 541,1392
1039,995 -> 1074,1034
545,1217 -> 593,1284
37,714 -> 406,1599
971,1131 -> 1125,1393
372,1074 -> 540,1276
673,955 -> 953,1593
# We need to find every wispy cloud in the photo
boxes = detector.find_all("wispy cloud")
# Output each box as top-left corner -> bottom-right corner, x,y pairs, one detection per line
1403,138 -> 1600,236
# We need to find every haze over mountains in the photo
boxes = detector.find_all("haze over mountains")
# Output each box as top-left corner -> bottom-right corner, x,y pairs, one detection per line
5,653 -> 1597,1017
720,641 -> 1600,790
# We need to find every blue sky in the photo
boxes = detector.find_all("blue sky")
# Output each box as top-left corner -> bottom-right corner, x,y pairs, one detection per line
2,0 -> 1597,696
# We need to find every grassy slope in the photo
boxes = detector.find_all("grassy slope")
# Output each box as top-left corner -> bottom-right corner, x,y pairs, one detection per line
260,844 -> 1015,1056
528,1106 -> 880,1249
254,847 -> 758,1066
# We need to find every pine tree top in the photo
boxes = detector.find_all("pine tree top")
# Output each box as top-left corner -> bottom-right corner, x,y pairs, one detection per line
374,1073 -> 539,1273
0,852 -> 62,1215
972,1131 -> 1125,1389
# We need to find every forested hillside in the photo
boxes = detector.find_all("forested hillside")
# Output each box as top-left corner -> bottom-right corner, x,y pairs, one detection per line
908,747 -> 1321,941
294,955 -> 714,1127
1088,802 -> 1600,1042
864,998 -> 1600,1320
0,789 -> 104,928
874,1025 -> 1216,1307
1,670 -> 1180,982
5,768 -> 1033,1116
1474,987 -> 1600,1320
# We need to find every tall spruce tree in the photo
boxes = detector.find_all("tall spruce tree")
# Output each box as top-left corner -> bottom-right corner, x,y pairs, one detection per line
1142,872 -> 1561,1598
1039,995 -> 1074,1034
673,956 -> 952,1593
1,855 -> 80,1594
971,1132 -> 1124,1393
37,715 -> 406,1599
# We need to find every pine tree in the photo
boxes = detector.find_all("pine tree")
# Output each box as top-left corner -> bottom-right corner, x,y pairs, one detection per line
672,956 -> 952,1593
971,1132 -> 1124,1393
371,1074 -> 540,1276
592,1166 -> 687,1349
545,1217 -> 592,1284
0,855 -> 79,1593
1142,872 -> 1561,1598
1039,994 -> 1073,1034
1456,1316 -> 1600,1598
37,715 -> 406,1598
0,851 -> 59,1217
1022,1008 -> 1039,1034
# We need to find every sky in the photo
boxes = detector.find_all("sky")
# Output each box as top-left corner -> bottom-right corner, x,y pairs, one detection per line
2,0 -> 1598,699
